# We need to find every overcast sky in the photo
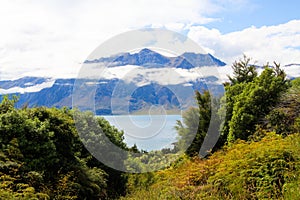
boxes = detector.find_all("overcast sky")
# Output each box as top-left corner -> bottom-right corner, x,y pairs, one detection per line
0,0 -> 300,80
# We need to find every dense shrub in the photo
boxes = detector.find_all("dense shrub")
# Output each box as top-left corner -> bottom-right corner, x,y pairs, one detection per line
0,96 -> 127,199
122,133 -> 300,200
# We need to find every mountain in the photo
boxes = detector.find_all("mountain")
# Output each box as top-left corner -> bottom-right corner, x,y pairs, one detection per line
284,63 -> 300,67
0,77 -> 49,89
181,52 -> 226,67
0,49 -> 228,114
84,48 -> 226,69
3,50 -> 299,115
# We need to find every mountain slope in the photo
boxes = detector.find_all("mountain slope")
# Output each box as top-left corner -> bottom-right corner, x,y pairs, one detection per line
0,49 -> 228,114
84,48 -> 226,69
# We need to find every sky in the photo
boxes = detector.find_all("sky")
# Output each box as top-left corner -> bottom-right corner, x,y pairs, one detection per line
0,0 -> 300,80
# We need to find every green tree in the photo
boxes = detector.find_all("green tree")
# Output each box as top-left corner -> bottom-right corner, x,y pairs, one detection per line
0,97 -> 129,199
266,77 -> 300,135
72,111 -> 129,198
175,90 -> 219,157
222,58 -> 289,143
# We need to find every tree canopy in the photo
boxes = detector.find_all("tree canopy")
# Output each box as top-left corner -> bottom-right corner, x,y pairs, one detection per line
222,60 -> 289,143
0,96 -> 127,199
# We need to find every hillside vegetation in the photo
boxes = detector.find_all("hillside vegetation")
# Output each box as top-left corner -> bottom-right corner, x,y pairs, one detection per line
0,56 -> 300,199
122,57 -> 300,199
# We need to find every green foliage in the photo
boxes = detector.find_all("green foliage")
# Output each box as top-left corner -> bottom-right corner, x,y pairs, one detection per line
1,57 -> 299,200
209,133 -> 299,199
125,172 -> 156,193
122,133 -> 300,200
125,150 -> 178,173
294,117 -> 300,133
73,112 -> 128,198
0,97 -> 128,199
122,58 -> 299,200
266,77 -> 300,135
175,90 -> 220,157
0,95 -> 19,114
228,55 -> 258,84
223,59 -> 289,143
175,107 -> 198,147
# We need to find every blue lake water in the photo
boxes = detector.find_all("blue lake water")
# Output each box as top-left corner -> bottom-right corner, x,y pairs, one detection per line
102,115 -> 182,151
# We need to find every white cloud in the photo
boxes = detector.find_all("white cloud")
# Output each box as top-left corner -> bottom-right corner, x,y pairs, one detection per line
0,79 -> 55,94
80,64 -> 227,86
1,0 -> 299,81
282,64 -> 300,78
0,0 -> 253,80
188,20 -> 300,66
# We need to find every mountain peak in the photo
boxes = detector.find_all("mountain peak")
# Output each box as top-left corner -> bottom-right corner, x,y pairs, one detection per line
138,48 -> 155,54
84,49 -> 226,68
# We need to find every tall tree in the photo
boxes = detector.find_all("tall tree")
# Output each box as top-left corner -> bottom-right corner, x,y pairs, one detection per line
222,58 -> 289,143
175,90 -> 217,157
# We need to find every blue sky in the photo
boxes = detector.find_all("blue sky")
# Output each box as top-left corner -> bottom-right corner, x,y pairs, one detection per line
206,1 -> 300,33
0,0 -> 300,79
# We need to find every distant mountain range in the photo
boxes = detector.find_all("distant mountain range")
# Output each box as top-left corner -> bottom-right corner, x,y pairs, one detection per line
1,48 -> 299,114
84,48 -> 226,69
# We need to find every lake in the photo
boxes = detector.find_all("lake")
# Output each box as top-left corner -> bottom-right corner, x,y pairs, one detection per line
102,115 -> 182,151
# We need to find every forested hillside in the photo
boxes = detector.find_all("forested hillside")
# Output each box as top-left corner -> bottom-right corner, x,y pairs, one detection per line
0,57 -> 300,199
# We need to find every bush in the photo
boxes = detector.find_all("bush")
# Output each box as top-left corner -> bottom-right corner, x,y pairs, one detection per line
122,133 -> 300,200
